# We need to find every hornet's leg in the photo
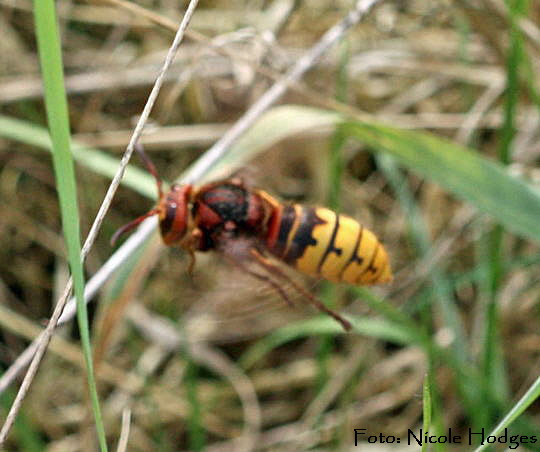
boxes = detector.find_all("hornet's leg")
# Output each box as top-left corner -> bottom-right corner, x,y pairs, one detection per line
186,248 -> 197,277
249,249 -> 352,332
182,228 -> 204,277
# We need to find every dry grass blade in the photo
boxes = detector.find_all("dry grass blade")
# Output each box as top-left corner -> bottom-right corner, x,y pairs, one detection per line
0,277 -> 75,445
115,408 -> 132,452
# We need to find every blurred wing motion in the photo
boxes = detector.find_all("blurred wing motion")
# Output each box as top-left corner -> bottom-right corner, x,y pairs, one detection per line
180,250 -> 328,342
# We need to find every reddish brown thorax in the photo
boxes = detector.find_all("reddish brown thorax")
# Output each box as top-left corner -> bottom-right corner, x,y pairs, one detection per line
185,181 -> 275,251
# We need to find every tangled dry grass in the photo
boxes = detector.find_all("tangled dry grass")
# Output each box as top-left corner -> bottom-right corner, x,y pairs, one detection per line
0,1 -> 539,451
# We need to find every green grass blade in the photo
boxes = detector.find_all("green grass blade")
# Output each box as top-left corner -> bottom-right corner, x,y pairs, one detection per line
182,345 -> 205,452
421,375 -> 432,452
342,121 -> 540,243
498,1 -> 523,164
33,1 -> 107,450
239,315 -> 419,370
472,375 -> 540,452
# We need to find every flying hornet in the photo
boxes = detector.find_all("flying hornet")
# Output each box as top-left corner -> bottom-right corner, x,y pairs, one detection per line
113,147 -> 392,331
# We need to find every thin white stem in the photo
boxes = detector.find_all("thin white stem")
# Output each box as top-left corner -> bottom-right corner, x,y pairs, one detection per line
116,408 -> 132,452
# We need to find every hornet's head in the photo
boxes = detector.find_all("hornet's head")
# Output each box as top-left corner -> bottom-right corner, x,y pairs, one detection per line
111,183 -> 193,247
110,144 -> 193,247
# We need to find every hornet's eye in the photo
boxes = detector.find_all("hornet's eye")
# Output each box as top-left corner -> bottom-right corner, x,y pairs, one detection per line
159,184 -> 193,245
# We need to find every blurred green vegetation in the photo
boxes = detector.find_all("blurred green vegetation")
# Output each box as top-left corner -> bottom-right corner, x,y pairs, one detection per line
0,1 -> 539,451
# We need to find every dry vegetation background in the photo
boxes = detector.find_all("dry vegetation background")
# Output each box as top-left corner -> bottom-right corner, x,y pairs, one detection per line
0,1 -> 539,451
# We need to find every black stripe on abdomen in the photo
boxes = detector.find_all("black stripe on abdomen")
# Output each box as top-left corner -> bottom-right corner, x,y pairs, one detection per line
283,207 -> 324,265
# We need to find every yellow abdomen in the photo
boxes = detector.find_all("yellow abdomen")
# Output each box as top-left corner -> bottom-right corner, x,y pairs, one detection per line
269,205 -> 392,285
